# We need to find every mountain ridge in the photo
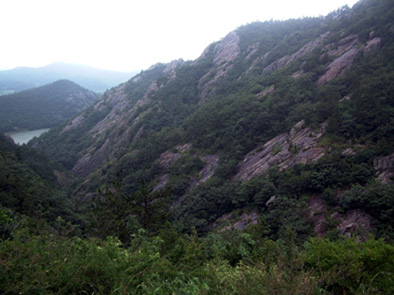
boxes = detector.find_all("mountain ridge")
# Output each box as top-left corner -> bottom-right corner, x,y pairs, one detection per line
0,62 -> 137,93
31,0 -> 394,237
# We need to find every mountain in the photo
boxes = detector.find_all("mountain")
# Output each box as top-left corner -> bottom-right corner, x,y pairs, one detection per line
1,0 -> 394,293
0,62 -> 137,93
0,80 -> 98,132
31,0 -> 394,239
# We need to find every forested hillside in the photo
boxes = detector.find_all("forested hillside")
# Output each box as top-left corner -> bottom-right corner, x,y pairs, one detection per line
32,0 -> 394,238
0,133 -> 74,223
0,80 -> 98,132
1,0 -> 394,293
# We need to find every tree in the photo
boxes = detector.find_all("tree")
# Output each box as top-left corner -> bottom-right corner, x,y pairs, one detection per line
91,178 -> 171,242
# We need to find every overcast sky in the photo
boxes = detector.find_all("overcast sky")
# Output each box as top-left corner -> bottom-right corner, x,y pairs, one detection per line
0,0 -> 359,72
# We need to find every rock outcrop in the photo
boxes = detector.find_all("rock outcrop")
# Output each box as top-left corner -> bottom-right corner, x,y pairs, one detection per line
213,32 -> 240,65
235,120 -> 326,181
317,48 -> 359,85
211,211 -> 259,231
318,34 -> 382,86
308,195 -> 328,237
363,37 -> 381,55
263,32 -> 330,73
191,154 -> 220,187
374,152 -> 394,184
66,61 -> 185,177
336,209 -> 373,238
256,85 -> 275,98
326,34 -> 358,56
198,32 -> 240,101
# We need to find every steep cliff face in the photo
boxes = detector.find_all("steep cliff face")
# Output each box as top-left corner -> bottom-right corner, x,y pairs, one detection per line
56,61 -> 185,177
235,120 -> 326,181
197,32 -> 240,101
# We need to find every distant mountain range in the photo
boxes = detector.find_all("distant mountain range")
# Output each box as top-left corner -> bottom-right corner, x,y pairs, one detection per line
0,80 -> 98,132
0,62 -> 137,93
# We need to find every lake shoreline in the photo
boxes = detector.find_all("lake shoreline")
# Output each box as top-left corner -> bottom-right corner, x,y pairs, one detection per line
6,128 -> 51,145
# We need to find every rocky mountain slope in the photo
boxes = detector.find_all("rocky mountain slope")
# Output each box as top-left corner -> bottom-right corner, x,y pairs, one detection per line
32,0 -> 394,238
0,80 -> 98,132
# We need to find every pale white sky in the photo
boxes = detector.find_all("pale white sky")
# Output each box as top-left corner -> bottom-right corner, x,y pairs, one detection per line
0,0 -> 359,72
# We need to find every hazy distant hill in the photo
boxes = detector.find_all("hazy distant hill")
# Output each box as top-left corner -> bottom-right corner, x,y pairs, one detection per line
0,80 -> 98,132
0,62 -> 137,93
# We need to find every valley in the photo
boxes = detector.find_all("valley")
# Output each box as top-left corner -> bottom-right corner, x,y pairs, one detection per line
0,0 -> 393,293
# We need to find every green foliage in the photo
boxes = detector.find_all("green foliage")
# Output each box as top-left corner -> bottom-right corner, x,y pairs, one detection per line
0,80 -> 97,132
340,182 -> 394,240
1,4 -> 392,294
305,236 -> 394,294
91,179 -> 171,243
0,133 -> 74,223
1,222 -> 393,294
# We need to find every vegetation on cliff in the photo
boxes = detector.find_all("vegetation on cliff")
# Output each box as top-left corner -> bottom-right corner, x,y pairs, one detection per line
1,0 -> 394,293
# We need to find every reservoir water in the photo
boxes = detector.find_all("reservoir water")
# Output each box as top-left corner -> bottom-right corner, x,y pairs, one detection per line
6,128 -> 50,145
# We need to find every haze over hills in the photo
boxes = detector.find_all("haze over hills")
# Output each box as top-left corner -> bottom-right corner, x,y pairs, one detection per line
1,0 -> 394,293
0,61 -> 137,93
0,80 -> 98,132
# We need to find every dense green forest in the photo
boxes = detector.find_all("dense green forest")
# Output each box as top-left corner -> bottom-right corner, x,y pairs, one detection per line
0,80 -> 98,132
1,0 -> 394,293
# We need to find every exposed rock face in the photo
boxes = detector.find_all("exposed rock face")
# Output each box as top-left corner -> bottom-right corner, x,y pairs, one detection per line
153,174 -> 170,192
318,34 -> 382,86
176,143 -> 192,153
245,42 -> 260,60
163,59 -> 184,74
291,71 -> 304,79
265,195 -> 276,207
198,66 -> 230,101
263,32 -> 330,73
191,154 -> 220,187
317,48 -> 359,85
213,32 -> 240,65
374,153 -> 394,170
158,147 -> 218,191
337,209 -> 372,238
159,144 -> 193,169
159,150 -> 182,169
364,37 -> 381,55
235,120 -> 326,181
61,115 -> 85,134
66,61 -> 185,178
211,211 -> 259,231
197,32 -> 240,101
308,195 -> 328,237
91,84 -> 129,138
72,138 -> 111,177
256,85 -> 275,98
342,147 -> 356,156
308,195 -> 373,239
374,152 -> 394,184
327,34 -> 358,56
